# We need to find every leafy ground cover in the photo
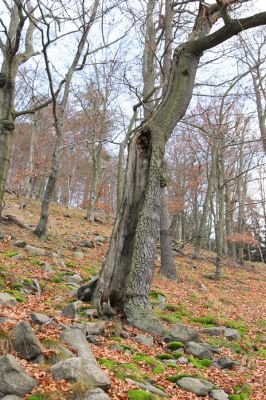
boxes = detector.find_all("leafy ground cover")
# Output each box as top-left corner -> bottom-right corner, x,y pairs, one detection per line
0,195 -> 265,400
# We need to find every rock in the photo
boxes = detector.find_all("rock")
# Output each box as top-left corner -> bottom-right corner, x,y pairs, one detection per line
74,321 -> 105,336
177,356 -> 189,364
0,292 -> 18,307
25,245 -> 47,256
51,357 -> 111,390
209,389 -> 229,400
73,250 -> 84,259
31,312 -> 51,325
0,233 -> 4,240
12,321 -> 44,360
212,357 -> 238,369
177,377 -> 213,396
94,235 -> 105,244
12,253 -> 25,261
79,240 -> 95,248
64,274 -> 83,285
61,302 -> 79,319
82,308 -> 99,318
82,388 -> 111,400
164,324 -> 199,343
126,378 -> 170,398
201,343 -> 221,354
60,327 -> 96,363
1,396 -> 23,400
14,240 -> 26,248
224,328 -> 241,340
199,327 -> 226,336
0,355 -> 37,396
40,261 -> 54,272
78,276 -> 99,302
86,335 -> 102,345
185,341 -> 214,360
135,334 -> 154,347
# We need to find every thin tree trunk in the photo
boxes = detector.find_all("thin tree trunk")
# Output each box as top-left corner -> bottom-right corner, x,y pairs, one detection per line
87,145 -> 101,222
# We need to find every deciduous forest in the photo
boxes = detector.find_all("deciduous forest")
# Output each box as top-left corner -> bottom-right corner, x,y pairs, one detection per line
0,1 -> 265,399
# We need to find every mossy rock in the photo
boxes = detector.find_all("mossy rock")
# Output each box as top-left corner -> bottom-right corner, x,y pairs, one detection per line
167,373 -> 199,383
190,315 -> 217,325
128,389 -> 158,400
157,353 -> 173,360
4,289 -> 25,302
187,356 -> 212,368
167,341 -> 184,350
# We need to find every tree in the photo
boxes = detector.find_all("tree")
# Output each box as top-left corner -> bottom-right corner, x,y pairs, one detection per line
83,1 -> 266,333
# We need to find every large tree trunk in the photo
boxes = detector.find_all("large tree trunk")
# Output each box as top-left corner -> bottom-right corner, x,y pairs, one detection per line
160,188 -> 177,279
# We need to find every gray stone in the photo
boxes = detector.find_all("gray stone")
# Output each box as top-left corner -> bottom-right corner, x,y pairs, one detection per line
177,356 -> 189,364
74,321 -> 105,336
14,240 -> 26,248
1,396 -> 23,400
25,245 -> 47,256
51,357 -> 111,390
185,341 -> 213,360
210,389 -> 229,400
12,253 -> 25,261
31,312 -> 51,325
61,327 -> 96,363
201,343 -> 221,354
73,250 -> 84,259
62,302 -> 79,319
82,308 -> 99,318
199,327 -> 226,336
0,355 -> 37,396
0,292 -> 18,307
94,235 -> 105,244
82,388 -> 110,400
12,321 -> 44,360
40,261 -> 54,272
212,357 -> 238,369
64,274 -> 83,285
135,334 -> 154,347
177,377 -> 213,396
79,240 -> 95,249
78,276 -> 99,302
224,328 -> 241,340
164,324 -> 199,343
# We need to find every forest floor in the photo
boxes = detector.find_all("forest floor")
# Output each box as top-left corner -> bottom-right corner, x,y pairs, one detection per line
0,194 -> 265,400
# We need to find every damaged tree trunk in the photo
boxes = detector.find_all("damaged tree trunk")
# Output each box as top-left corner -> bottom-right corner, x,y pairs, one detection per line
88,4 -> 266,332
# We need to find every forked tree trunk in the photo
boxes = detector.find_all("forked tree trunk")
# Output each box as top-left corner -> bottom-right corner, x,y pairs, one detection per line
90,4 -> 266,331
160,188 -> 177,279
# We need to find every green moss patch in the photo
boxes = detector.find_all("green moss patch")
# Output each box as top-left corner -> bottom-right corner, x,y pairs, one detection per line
128,389 -> 158,400
190,315 -> 217,326
187,356 -> 212,368
167,341 -> 184,350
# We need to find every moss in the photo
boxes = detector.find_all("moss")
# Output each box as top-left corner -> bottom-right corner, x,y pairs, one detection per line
128,389 -> 158,400
188,356 -> 212,368
52,277 -> 63,283
133,354 -> 156,364
157,353 -> 173,360
167,341 -> 184,350
258,348 -> 266,359
5,289 -> 25,302
10,282 -> 24,289
31,259 -> 41,265
0,265 -> 6,271
65,263 -> 76,268
190,315 -> 217,325
4,251 -> 18,258
28,395 -> 44,400
173,351 -> 184,359
149,290 -> 166,300
110,336 -> 123,342
156,311 -> 183,324
0,277 -> 6,288
229,395 -> 251,400
152,363 -> 165,374
223,319 -> 248,335
98,358 -> 118,369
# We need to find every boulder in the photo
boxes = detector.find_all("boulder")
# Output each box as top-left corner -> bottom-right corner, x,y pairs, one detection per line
199,327 -> 226,336
61,302 -> 79,319
224,328 -> 241,340
177,356 -> 189,364
164,324 -> 199,343
31,312 -> 51,325
40,261 -> 54,272
14,240 -> 26,248
82,388 -> 111,400
212,357 -> 238,369
12,321 -> 44,360
79,240 -> 95,249
78,276 -> 99,302
51,357 -> 111,390
0,293 -> 18,307
60,327 -> 96,363
177,377 -> 213,396
0,355 -> 37,397
25,245 -> 47,256
73,250 -> 84,259
209,389 -> 230,400
64,274 -> 83,285
12,253 -> 25,261
185,341 -> 214,360
135,335 -> 154,347
74,321 -> 105,336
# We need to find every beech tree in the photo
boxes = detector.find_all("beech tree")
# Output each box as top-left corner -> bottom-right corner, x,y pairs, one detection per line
80,1 -> 266,333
